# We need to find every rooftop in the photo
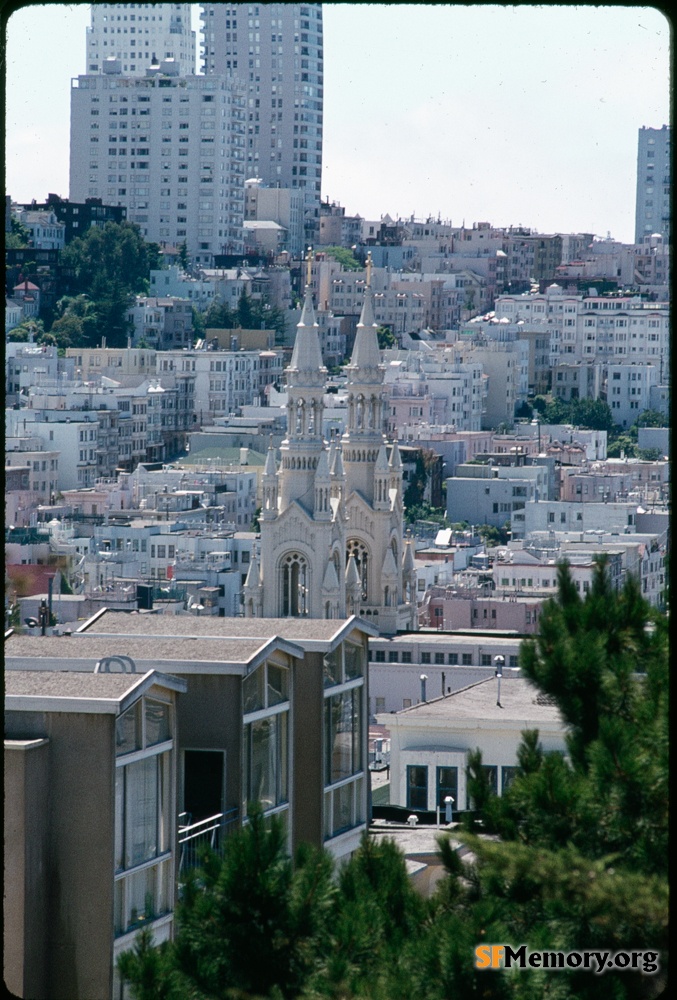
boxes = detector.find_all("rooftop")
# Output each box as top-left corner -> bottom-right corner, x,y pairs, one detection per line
5,633 -> 298,673
384,676 -> 564,728
370,631 -> 522,645
77,610 -> 378,648
5,668 -> 186,714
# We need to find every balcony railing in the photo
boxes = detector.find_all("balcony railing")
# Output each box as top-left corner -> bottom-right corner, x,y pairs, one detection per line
178,808 -> 239,879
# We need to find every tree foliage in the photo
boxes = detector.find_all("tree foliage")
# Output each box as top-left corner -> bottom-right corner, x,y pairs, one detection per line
6,217 -> 32,248
322,245 -> 361,270
377,324 -> 396,349
55,221 -> 162,347
6,318 -> 45,342
536,396 -> 614,432
202,291 -> 288,339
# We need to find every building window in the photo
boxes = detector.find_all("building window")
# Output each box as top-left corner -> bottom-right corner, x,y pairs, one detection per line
280,552 -> 308,616
448,653 -> 458,665
407,765 -> 428,811
436,765 -> 458,809
421,652 -> 431,664
434,653 -> 444,665
321,640 -> 367,840
501,766 -> 518,794
401,652 -> 412,664
243,660 -> 290,820
346,539 -> 369,600
114,697 -> 174,937
462,654 -> 473,665
481,654 -> 492,666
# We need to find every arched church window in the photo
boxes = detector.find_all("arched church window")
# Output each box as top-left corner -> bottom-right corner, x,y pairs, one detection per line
281,553 -> 308,617
346,540 -> 369,600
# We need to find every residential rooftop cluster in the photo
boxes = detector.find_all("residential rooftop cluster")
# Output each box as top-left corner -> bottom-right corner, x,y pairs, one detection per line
4,5 -> 670,998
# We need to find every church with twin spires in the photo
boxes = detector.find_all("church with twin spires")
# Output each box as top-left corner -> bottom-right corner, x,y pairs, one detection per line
243,256 -> 417,635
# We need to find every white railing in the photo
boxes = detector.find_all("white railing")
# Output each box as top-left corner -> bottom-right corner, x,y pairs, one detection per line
178,808 -> 239,876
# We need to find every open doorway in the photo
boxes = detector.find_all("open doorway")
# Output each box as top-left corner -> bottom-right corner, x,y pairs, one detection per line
182,749 -> 225,823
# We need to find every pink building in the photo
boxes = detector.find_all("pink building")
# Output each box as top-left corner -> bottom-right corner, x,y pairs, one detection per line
419,587 -> 543,633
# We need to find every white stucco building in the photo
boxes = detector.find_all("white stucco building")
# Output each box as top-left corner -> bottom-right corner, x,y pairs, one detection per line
381,674 -> 567,813
69,65 -> 245,263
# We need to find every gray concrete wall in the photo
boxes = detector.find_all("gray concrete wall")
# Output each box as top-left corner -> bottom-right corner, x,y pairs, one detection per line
177,674 -> 243,815
4,739 -> 50,1000
291,651 -> 324,852
4,711 -> 116,1000
47,713 -> 116,1000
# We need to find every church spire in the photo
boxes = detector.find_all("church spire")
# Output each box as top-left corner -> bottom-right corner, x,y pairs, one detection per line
289,248 -> 324,378
347,251 -> 381,376
278,250 -> 327,513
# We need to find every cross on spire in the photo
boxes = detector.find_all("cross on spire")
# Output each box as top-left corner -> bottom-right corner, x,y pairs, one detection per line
305,246 -> 313,288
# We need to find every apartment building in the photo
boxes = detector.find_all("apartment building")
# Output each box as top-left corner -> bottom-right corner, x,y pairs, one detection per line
635,124 -> 671,245
452,336 -> 529,429
156,347 -> 283,424
368,632 -> 524,716
86,2 -> 196,76
10,207 -> 65,250
605,362 -> 660,428
149,265 -> 217,309
446,461 -> 548,529
127,295 -> 194,349
202,2 -> 323,244
66,346 -> 157,380
245,179 -> 304,257
495,286 -> 670,376
383,350 -> 485,433
18,193 -> 127,244
70,64 -> 245,263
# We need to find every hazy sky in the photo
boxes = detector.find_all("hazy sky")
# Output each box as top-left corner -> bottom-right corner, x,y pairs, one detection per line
4,4 -> 671,243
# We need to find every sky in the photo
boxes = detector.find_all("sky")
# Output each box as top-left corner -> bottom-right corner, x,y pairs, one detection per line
3,3 -> 671,243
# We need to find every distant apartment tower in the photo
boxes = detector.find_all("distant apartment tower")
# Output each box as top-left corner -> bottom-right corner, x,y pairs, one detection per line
86,2 -> 196,76
635,125 -> 671,245
202,2 -> 323,246
69,63 -> 245,264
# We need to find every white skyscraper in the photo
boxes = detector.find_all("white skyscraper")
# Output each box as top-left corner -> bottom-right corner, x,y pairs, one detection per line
635,125 -> 671,245
86,3 -> 196,76
69,62 -> 245,264
201,3 -> 323,244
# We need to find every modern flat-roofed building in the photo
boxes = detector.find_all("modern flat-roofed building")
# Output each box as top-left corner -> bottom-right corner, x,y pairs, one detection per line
72,611 -> 376,859
4,665 -> 186,1000
5,611 -> 376,995
381,674 -> 567,815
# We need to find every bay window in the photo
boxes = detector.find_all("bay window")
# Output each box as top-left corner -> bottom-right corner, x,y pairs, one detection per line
114,697 -> 175,937
323,641 -> 366,840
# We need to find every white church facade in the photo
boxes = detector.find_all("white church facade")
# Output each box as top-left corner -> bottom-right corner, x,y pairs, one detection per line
244,258 -> 416,635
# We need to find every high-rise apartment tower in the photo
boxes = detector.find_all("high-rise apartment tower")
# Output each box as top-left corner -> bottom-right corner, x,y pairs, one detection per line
86,3 -> 196,76
70,62 -> 245,264
201,3 -> 323,244
635,125 -> 671,245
